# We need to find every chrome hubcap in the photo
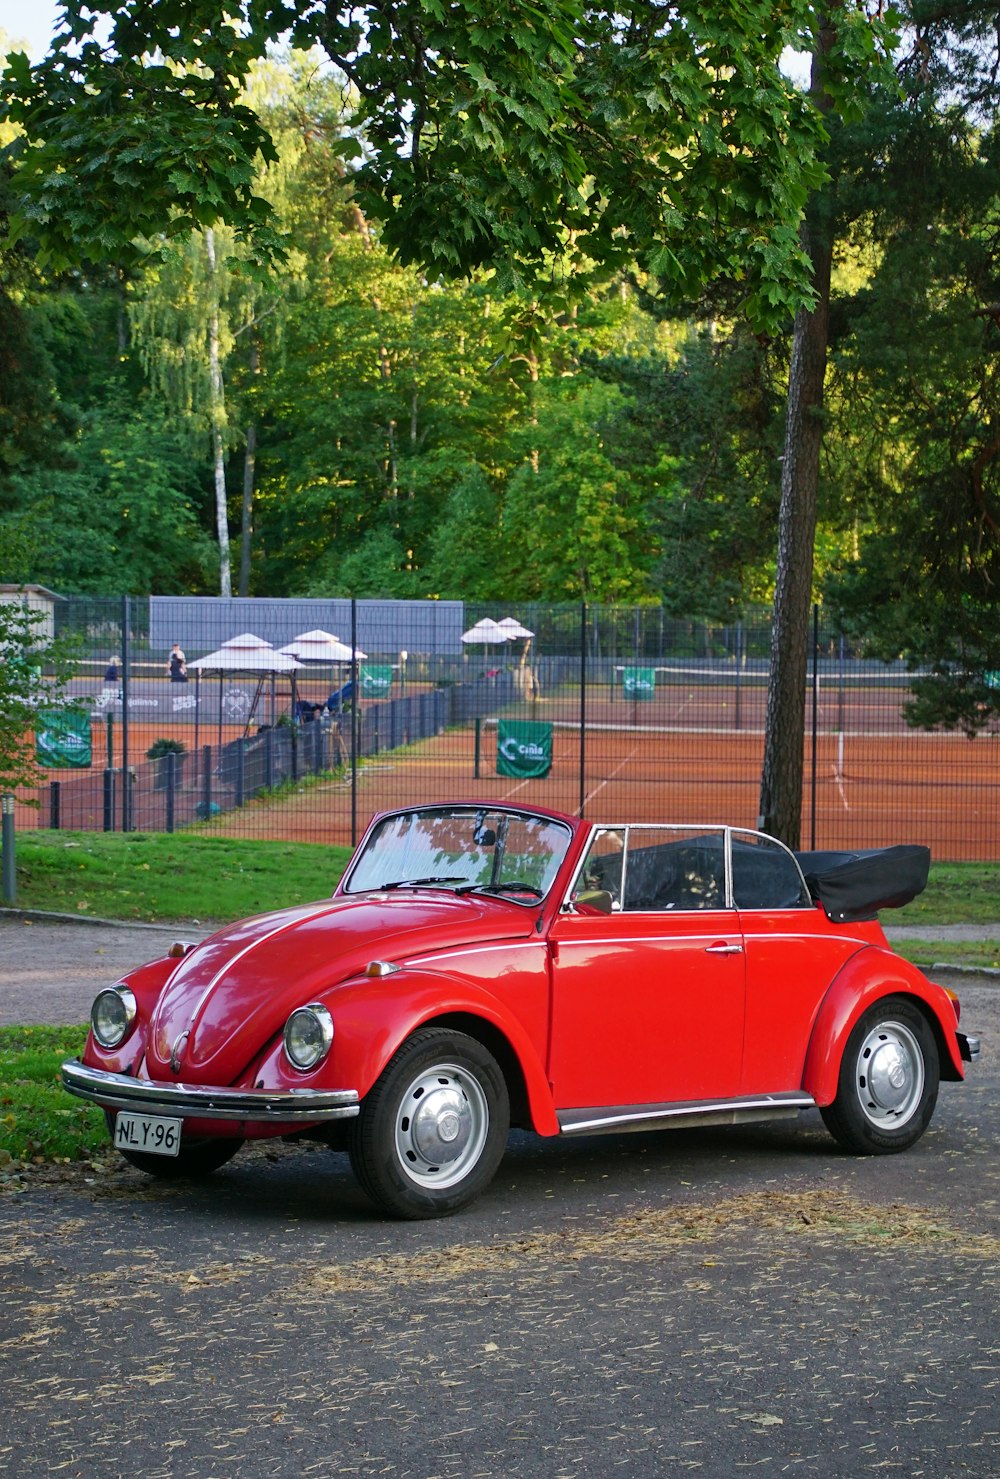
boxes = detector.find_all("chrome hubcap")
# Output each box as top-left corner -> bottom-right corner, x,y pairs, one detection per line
855,1020 -> 924,1127
394,1063 -> 489,1188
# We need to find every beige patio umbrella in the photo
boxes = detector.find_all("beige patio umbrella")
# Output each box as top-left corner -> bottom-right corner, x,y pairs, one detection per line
188,634 -> 303,747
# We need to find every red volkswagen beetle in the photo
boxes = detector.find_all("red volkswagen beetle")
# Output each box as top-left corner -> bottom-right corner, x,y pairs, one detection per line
63,803 -> 979,1219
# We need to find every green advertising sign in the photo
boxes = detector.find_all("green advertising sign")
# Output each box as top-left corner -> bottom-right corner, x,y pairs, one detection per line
360,664 -> 393,697
36,710 -> 92,768
622,667 -> 656,700
496,719 -> 553,779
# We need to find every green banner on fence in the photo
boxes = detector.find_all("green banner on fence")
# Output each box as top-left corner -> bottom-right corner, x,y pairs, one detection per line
35,710 -> 92,768
360,664 -> 393,697
496,719 -> 553,779
622,667 -> 656,700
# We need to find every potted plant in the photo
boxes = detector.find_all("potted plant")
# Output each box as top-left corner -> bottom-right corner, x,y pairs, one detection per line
146,736 -> 187,789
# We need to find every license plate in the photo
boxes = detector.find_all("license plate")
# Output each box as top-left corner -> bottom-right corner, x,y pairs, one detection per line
114,1112 -> 182,1157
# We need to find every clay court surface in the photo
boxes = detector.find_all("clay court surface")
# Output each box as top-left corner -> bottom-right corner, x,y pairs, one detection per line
198,721 -> 998,861
17,692 -> 1000,860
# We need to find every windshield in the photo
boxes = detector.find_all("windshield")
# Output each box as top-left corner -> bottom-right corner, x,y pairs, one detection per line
344,806 -> 573,902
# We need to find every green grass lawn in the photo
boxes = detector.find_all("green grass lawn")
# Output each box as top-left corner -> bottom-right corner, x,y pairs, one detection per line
902,862 -> 1000,927
5,830 -> 353,924
0,1025 -> 105,1168
3,833 -> 997,929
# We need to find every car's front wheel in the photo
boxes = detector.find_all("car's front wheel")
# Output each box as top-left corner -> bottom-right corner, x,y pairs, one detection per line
349,1028 -> 510,1218
821,996 -> 939,1153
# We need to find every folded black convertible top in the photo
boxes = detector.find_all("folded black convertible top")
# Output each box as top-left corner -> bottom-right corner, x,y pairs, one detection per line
793,845 -> 931,923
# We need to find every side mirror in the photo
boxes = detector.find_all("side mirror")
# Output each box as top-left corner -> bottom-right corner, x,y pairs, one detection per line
573,889 -> 614,915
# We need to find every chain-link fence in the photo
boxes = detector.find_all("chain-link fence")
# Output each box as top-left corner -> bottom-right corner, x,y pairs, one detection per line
11,594 -> 1000,861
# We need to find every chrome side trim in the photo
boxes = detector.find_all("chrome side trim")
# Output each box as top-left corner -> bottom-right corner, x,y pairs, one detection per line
62,1060 -> 360,1122
557,1091 -> 816,1136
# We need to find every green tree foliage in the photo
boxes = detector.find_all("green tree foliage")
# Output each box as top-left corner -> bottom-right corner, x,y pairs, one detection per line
0,0 -> 864,328
822,8 -> 1000,733
0,598 -> 77,793
501,378 -> 657,602
588,329 -> 786,617
3,395 -> 217,593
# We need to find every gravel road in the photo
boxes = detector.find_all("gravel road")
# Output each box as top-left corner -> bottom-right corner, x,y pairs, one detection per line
0,912 -> 209,1025
1,908 -> 998,1478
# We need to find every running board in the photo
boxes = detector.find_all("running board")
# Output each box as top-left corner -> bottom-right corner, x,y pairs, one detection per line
557,1091 -> 816,1137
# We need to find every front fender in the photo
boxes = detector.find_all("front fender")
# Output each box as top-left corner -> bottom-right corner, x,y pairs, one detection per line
802,947 -> 964,1107
258,967 -> 559,1136
81,955 -> 181,1077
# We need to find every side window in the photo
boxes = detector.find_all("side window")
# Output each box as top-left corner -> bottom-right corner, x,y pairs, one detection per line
574,829 -> 626,910
731,831 -> 811,910
623,828 -> 727,911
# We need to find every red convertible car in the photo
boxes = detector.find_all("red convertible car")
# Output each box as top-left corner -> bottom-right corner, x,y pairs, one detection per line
63,803 -> 979,1218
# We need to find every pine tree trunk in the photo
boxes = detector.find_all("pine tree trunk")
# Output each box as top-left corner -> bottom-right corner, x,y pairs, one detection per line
757,25 -> 835,847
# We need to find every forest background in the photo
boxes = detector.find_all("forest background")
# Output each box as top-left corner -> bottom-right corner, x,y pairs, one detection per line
0,1 -> 998,847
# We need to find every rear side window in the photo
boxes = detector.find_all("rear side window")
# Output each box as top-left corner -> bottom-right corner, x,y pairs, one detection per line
731,831 -> 811,910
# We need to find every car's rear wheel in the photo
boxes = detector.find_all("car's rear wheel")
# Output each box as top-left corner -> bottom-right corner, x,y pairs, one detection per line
349,1028 -> 510,1219
821,996 -> 939,1153
106,1115 -> 244,1178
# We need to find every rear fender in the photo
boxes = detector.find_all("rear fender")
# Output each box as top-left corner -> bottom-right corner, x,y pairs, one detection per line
263,968 -> 559,1136
803,948 -> 964,1107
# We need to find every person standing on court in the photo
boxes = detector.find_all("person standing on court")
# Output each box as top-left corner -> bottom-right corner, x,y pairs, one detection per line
168,643 -> 188,682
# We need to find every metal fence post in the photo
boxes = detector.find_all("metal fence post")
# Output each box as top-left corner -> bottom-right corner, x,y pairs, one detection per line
351,596 -> 358,848
202,744 -> 213,819
811,603 -> 819,851
103,769 -> 116,831
579,602 -> 587,817
164,751 -> 176,833
1,793 -> 15,905
121,595 -> 131,832
49,781 -> 61,831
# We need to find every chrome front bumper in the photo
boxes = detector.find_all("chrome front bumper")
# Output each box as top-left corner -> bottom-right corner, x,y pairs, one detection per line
957,1033 -> 981,1063
62,1060 -> 360,1123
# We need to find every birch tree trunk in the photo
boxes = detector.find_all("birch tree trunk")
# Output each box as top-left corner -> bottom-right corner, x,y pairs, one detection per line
205,227 -> 232,598
757,21 -> 836,847
239,339 -> 258,598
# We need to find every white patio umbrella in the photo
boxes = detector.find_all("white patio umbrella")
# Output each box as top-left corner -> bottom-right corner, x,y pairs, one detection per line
461,617 -> 512,672
278,629 -> 368,716
496,617 -> 536,697
496,617 -> 534,639
461,618 -> 509,645
188,633 -> 303,747
278,628 -> 367,663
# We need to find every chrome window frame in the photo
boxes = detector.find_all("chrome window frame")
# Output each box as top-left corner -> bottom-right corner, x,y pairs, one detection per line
563,825 -> 811,915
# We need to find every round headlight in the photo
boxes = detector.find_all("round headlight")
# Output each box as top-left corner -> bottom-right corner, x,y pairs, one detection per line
91,986 -> 137,1049
284,1004 -> 334,1071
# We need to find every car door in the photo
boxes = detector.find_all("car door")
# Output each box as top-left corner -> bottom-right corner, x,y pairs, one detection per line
547,827 -> 746,1112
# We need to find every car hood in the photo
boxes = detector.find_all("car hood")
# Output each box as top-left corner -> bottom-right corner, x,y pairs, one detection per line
144,892 -> 538,1081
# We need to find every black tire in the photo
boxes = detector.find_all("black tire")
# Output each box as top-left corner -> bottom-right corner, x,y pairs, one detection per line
821,995 -> 939,1154
106,1115 -> 244,1178
349,1028 -> 510,1219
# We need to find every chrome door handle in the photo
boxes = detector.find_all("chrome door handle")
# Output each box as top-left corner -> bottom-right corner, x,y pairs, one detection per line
705,942 -> 744,955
